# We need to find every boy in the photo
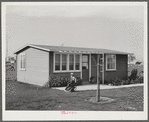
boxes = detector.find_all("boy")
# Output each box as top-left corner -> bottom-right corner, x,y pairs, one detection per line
65,73 -> 77,92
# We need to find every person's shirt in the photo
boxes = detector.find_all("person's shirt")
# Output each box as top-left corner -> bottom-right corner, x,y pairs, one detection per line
70,76 -> 76,83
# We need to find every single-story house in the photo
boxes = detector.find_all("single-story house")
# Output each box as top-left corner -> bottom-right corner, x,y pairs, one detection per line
14,44 -> 129,86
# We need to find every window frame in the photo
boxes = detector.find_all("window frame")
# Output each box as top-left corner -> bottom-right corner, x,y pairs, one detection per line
106,54 -> 116,71
75,54 -> 80,70
53,52 -> 81,73
62,54 -> 67,71
20,53 -> 26,71
82,55 -> 89,70
55,53 -> 61,71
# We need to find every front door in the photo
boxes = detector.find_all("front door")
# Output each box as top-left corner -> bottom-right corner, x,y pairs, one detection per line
82,54 -> 89,81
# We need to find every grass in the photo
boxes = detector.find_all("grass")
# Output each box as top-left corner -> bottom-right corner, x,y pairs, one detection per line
6,80 -> 143,111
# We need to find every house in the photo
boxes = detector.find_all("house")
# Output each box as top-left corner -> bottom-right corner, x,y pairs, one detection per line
14,44 -> 129,86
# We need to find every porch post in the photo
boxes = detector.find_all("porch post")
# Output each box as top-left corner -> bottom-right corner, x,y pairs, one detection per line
80,54 -> 82,79
89,54 -> 91,80
96,54 -> 100,102
102,54 -> 104,84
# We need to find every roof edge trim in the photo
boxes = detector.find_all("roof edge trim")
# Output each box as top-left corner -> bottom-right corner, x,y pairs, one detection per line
13,44 -> 50,54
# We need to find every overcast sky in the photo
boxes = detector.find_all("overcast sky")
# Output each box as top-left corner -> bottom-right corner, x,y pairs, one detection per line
5,2 -> 146,62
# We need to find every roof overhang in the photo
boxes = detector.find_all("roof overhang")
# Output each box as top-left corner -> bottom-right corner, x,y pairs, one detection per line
14,44 -> 50,54
14,44 -> 130,55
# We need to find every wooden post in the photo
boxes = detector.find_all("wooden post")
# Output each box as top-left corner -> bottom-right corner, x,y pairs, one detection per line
102,54 -> 104,84
96,54 -> 100,102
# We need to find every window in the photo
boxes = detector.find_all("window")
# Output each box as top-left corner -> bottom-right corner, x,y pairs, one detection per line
75,54 -> 80,70
20,53 -> 26,70
62,54 -> 67,70
82,55 -> 88,69
69,54 -> 74,70
106,54 -> 116,70
54,53 -> 81,72
55,54 -> 60,71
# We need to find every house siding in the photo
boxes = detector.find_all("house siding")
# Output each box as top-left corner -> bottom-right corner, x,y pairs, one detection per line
17,47 -> 49,86
105,54 -> 128,82
52,72 -> 81,78
91,54 -> 128,83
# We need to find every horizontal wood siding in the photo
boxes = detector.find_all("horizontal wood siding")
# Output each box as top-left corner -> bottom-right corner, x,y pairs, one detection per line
91,54 -> 128,83
104,54 -> 128,82
17,47 -> 49,86
52,72 -> 80,78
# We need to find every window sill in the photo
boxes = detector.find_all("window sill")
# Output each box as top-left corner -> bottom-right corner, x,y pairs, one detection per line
53,70 -> 81,73
20,69 -> 26,71
106,69 -> 116,72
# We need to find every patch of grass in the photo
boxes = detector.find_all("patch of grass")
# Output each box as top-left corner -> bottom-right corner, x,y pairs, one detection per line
6,80 -> 143,111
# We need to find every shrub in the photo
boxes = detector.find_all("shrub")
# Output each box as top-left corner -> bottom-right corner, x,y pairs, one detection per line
128,69 -> 143,84
121,80 -> 129,85
128,69 -> 138,80
46,74 -> 83,87
139,77 -> 143,83
89,77 -> 96,84
104,80 -> 110,85
130,77 -> 143,84
110,77 -> 122,86
89,77 -> 101,84
76,77 -> 83,85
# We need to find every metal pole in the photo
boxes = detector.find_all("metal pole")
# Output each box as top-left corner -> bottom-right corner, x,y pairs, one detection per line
96,54 -> 100,102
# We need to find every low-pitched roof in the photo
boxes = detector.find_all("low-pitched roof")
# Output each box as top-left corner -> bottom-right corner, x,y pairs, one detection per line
14,44 -> 129,54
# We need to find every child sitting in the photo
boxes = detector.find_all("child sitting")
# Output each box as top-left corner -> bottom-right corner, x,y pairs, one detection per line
65,73 -> 77,92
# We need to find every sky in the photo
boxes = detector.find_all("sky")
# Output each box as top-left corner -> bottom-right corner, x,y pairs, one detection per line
5,2 -> 146,62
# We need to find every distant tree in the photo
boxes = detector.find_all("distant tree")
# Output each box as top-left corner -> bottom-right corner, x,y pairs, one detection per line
128,54 -> 136,63
135,61 -> 142,65
6,56 -> 16,63
10,56 -> 15,61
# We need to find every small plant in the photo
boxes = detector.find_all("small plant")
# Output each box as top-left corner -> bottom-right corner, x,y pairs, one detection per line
76,77 -> 83,85
110,77 -> 122,86
89,77 -> 96,83
89,77 -> 101,84
121,80 -> 129,85
138,77 -> 143,83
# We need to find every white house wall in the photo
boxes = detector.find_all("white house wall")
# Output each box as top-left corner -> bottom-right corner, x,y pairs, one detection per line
17,47 -> 49,86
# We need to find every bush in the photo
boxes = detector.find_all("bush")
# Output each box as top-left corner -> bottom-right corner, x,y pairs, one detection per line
104,80 -> 110,85
121,80 -> 130,85
76,77 -> 83,85
127,69 -> 143,84
110,77 -> 122,86
130,77 -> 143,84
46,74 -> 83,87
89,77 -> 96,84
89,77 -> 101,84
128,69 -> 138,80
139,77 -> 144,83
